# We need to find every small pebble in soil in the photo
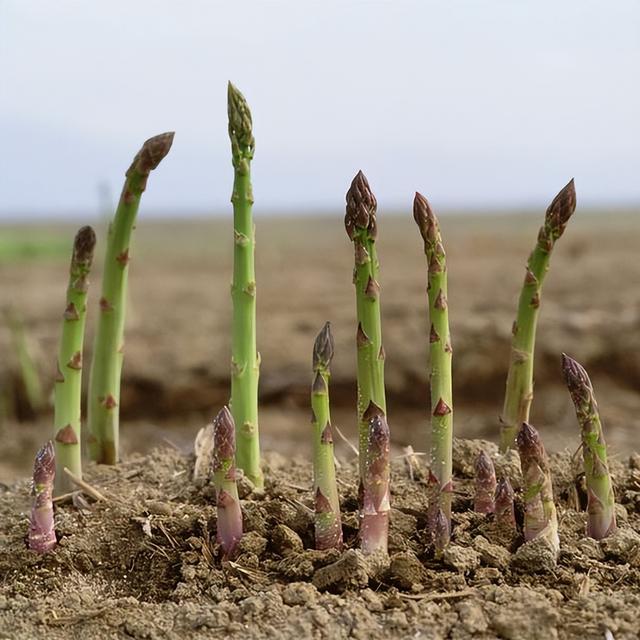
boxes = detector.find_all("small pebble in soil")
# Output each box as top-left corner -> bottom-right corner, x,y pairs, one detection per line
388,551 -> 429,590
511,537 -> 558,573
600,527 -> 640,564
443,544 -> 481,573
472,535 -> 511,570
271,524 -> 304,556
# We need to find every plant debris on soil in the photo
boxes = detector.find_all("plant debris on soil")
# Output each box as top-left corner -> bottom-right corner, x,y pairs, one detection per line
2,440 -> 640,639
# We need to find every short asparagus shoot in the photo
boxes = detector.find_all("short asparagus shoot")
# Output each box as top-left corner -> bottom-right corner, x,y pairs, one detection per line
29,441 -> 56,554
474,450 -> 496,514
344,171 -> 387,492
53,226 -> 96,495
494,477 -> 517,529
516,422 -> 560,554
88,132 -> 174,464
360,414 -> 390,555
500,180 -> 577,452
228,82 -> 263,489
212,406 -> 243,556
311,322 -> 343,550
562,353 -> 616,539
413,192 -> 454,528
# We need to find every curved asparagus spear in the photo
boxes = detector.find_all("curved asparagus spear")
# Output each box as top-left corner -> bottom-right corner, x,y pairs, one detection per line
29,441 -> 56,553
413,192 -> 454,528
562,354 -> 616,539
474,450 -> 496,514
344,171 -> 387,490
212,406 -> 243,556
228,82 -> 263,489
311,322 -> 343,550
500,180 -> 576,452
88,132 -> 174,464
516,422 -> 559,554
494,477 -> 516,529
360,414 -> 390,555
53,226 -> 96,495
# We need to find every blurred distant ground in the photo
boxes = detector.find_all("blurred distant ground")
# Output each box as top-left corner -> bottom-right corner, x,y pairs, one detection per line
1,210 -> 639,483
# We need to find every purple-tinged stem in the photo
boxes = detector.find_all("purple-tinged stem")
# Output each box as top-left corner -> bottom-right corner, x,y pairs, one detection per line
494,477 -> 517,529
474,450 -> 496,514
28,441 -> 56,554
433,508 -> 450,558
516,422 -> 559,553
360,414 -> 390,555
212,406 -> 243,556
562,353 -> 616,539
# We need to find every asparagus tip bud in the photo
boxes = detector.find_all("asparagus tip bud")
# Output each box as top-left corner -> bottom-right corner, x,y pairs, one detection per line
313,321 -> 334,371
227,82 -> 255,151
412,191 -> 436,244
516,421 -> 542,455
72,226 -> 97,265
561,352 -> 593,393
433,508 -> 450,554
345,170 -> 377,240
131,132 -> 175,176
212,405 -> 236,467
545,178 -> 576,236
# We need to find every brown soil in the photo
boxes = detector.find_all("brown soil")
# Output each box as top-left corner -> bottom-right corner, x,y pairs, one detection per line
2,441 -> 640,639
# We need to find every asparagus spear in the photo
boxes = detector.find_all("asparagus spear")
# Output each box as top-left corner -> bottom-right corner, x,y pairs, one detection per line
360,414 -> 390,555
228,82 -> 263,490
500,180 -> 577,452
88,132 -> 174,464
413,192 -> 454,528
344,171 -> 387,490
474,450 -> 496,514
212,406 -> 243,556
516,422 -> 559,554
562,353 -> 616,539
28,441 -> 56,553
53,226 -> 96,495
494,477 -> 517,529
433,508 -> 450,558
311,322 -> 343,550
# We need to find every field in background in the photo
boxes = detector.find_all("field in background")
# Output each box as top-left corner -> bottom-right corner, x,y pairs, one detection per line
1,210 -> 639,482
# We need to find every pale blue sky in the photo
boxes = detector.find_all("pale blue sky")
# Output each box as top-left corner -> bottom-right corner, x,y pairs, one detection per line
1,0 -> 639,218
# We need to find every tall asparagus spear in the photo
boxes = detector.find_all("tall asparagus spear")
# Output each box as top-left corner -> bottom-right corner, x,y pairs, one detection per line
413,192 -> 454,529
53,226 -> 96,495
212,406 -> 243,556
360,414 -> 390,555
562,354 -> 616,539
29,441 -> 56,553
311,322 -> 343,550
474,450 -> 496,514
88,132 -> 174,464
228,82 -> 263,489
516,422 -> 559,554
344,171 -> 387,489
500,180 -> 577,452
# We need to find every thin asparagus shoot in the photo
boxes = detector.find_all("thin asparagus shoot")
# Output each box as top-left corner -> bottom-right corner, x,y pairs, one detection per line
311,322 -> 343,550
360,414 -> 390,555
494,477 -> 517,529
413,192 -> 454,528
433,508 -> 450,558
28,441 -> 56,553
474,450 -> 496,514
228,82 -> 263,489
88,132 -> 174,464
562,353 -> 616,539
212,406 -> 243,556
516,422 -> 559,554
344,171 -> 387,492
53,226 -> 96,495
500,180 -> 577,452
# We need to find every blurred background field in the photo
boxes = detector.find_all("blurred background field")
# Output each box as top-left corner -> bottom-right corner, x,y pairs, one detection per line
1,208 -> 638,482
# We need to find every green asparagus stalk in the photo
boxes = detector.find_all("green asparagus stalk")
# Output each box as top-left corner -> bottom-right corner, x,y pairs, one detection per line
500,180 -> 576,452
228,82 -> 263,489
562,354 -> 616,539
344,171 -> 387,490
360,414 -> 390,555
311,322 -> 343,550
516,422 -> 559,554
212,406 -> 243,556
494,477 -> 516,529
474,450 -> 496,514
53,226 -> 96,495
413,192 -> 454,528
88,132 -> 174,464
29,441 -> 56,553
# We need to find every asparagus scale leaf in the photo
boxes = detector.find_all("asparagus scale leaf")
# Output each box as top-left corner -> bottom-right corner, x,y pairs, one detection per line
562,353 -> 616,539
88,132 -> 174,464
500,180 -> 576,452
228,82 -> 263,489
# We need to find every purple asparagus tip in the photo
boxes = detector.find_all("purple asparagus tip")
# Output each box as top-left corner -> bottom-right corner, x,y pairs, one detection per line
474,450 -> 497,514
494,477 -> 516,528
345,170 -> 377,240
313,321 -> 334,371
212,406 -> 236,470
